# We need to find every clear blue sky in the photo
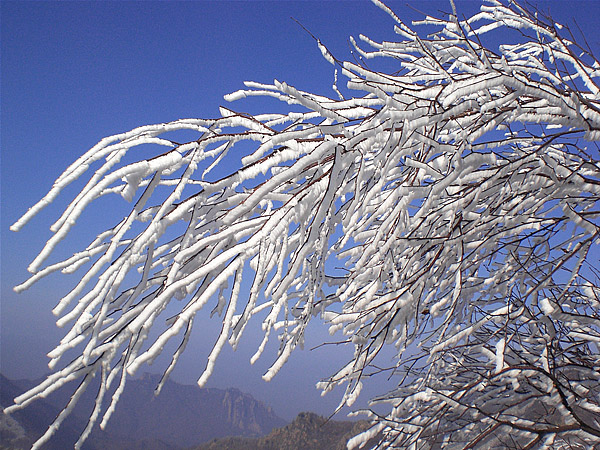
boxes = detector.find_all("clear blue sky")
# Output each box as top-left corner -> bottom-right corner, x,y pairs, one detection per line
2,0 -> 599,422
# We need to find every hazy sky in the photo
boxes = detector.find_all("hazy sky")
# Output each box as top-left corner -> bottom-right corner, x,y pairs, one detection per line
2,0 -> 599,422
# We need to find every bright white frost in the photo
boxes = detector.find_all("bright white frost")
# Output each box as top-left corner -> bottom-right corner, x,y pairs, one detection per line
7,0 -> 600,449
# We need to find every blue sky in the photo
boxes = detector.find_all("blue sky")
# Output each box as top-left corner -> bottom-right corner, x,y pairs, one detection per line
2,0 -> 599,422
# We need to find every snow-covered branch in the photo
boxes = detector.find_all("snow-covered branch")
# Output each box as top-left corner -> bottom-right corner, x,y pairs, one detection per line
7,1 -> 600,448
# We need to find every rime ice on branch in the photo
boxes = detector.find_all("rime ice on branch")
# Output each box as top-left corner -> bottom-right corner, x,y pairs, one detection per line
7,0 -> 600,449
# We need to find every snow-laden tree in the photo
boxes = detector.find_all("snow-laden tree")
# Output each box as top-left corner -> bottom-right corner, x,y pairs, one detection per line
7,0 -> 600,448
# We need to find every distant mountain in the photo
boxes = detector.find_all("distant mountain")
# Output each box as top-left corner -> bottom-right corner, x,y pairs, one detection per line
194,411 -> 379,450
1,373 -> 286,449
100,373 -> 287,446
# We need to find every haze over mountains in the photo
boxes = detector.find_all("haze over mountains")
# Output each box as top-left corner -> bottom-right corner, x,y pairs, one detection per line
1,373 -> 285,449
1,373 -> 374,450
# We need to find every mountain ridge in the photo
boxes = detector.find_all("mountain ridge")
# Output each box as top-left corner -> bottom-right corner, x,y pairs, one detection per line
193,411 -> 379,450
2,373 -> 377,450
